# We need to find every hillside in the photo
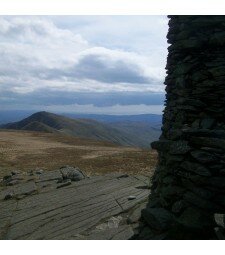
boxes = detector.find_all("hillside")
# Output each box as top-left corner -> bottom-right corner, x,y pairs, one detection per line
1,111 -> 161,148
112,121 -> 161,148
1,112 -> 132,146
65,113 -> 162,124
0,130 -> 157,178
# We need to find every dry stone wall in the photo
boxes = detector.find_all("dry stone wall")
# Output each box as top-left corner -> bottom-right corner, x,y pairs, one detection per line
139,15 -> 225,239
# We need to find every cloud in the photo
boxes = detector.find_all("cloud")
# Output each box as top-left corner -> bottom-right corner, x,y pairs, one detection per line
0,17 -> 166,92
0,16 -> 168,114
46,46 -> 162,85
73,53 -> 150,84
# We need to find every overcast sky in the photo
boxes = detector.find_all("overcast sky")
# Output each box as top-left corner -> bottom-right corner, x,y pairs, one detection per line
0,16 -> 168,115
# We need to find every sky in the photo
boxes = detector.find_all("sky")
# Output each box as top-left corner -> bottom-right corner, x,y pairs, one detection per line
0,15 -> 168,115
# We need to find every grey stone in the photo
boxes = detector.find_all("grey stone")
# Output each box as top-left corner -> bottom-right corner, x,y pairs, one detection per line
214,214 -> 225,228
214,227 -> 225,240
127,202 -> 147,224
11,170 -> 21,176
60,166 -> 85,182
0,173 -> 149,239
14,181 -> 38,197
36,170 -> 63,183
57,180 -> 72,189
6,180 -> 19,186
36,169 -> 44,174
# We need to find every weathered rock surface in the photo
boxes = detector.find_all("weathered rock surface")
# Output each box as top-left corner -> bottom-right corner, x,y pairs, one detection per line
0,169 -> 150,240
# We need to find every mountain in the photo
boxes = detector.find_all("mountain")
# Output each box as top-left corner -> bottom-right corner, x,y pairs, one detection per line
1,111 -> 161,148
0,110 -> 162,126
111,121 -> 161,148
65,113 -> 162,125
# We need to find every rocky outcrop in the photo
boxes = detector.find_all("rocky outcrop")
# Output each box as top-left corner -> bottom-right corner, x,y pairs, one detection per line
139,15 -> 225,239
0,168 -> 150,239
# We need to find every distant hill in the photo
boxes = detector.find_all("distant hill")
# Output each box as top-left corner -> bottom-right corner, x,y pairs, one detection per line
65,113 -> 162,125
0,111 -> 161,148
112,121 -> 161,148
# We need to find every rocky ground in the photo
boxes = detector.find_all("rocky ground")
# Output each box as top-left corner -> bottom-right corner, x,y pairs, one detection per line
0,166 -> 150,240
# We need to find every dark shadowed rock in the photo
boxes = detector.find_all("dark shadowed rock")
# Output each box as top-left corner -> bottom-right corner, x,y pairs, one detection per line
172,200 -> 188,214
177,207 -> 215,229
190,137 -> 225,150
142,208 -> 173,231
138,226 -> 154,240
191,150 -> 217,163
4,192 -> 13,200
170,140 -> 191,155
140,15 -> 225,240
200,118 -> 216,129
180,161 -> 211,176
183,191 -> 222,211
151,140 -> 171,152
209,177 -> 225,188
11,170 -> 21,176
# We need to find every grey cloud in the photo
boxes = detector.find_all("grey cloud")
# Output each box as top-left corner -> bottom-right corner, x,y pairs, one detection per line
72,54 -> 151,84
0,16 -> 166,114
43,53 -> 155,84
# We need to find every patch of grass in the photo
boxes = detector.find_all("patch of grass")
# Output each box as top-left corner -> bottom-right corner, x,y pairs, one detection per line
0,130 -> 158,178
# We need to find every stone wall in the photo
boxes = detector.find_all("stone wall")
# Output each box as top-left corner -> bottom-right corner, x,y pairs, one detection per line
139,15 -> 225,239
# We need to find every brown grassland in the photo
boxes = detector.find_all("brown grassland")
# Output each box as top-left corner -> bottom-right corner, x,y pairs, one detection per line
0,130 -> 157,178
